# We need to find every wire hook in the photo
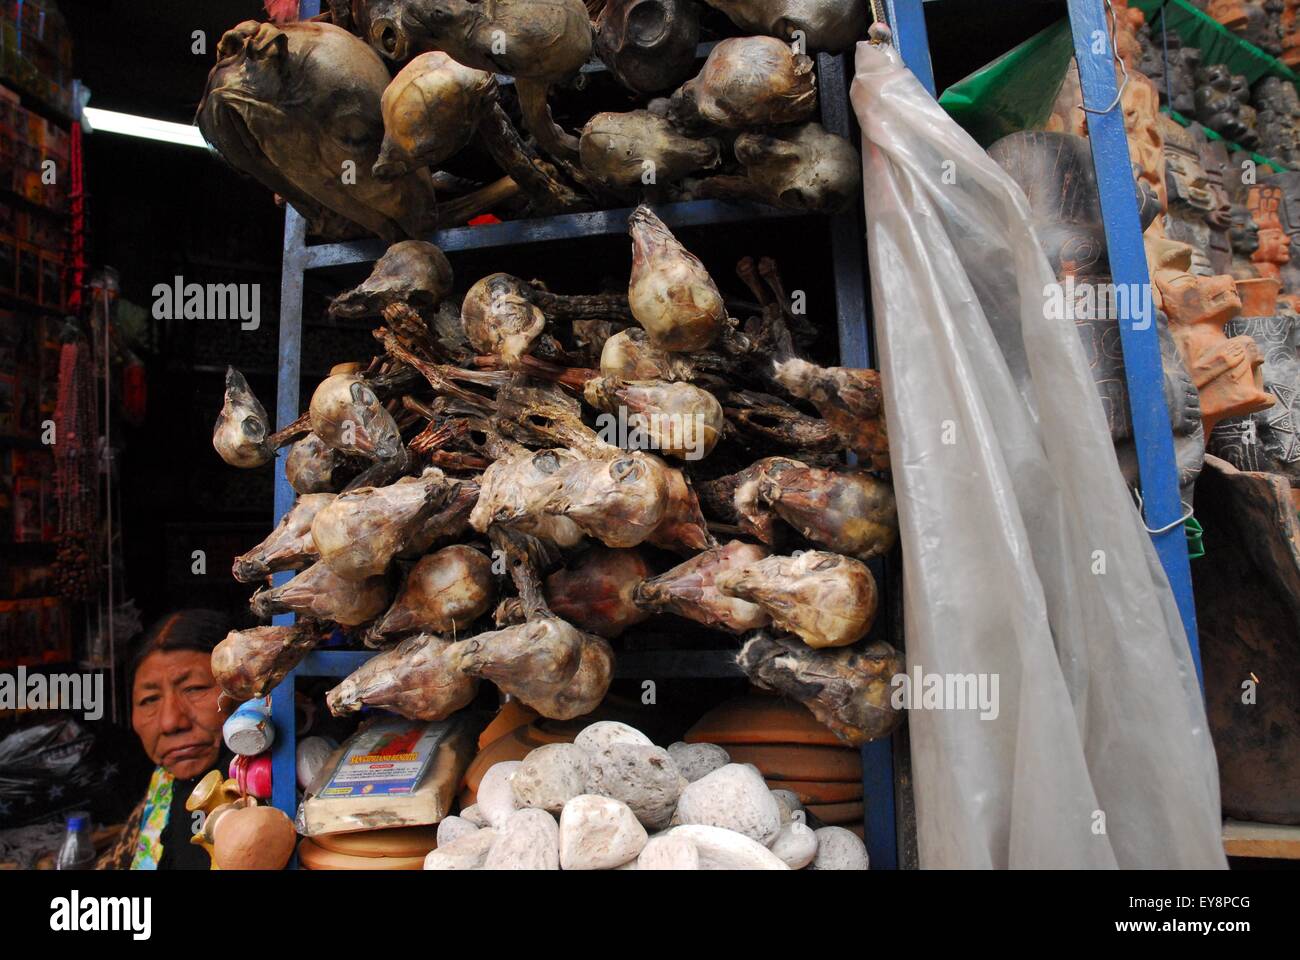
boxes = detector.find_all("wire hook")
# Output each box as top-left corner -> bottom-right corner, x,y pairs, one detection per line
1079,0 -> 1130,116
1132,488 -> 1195,535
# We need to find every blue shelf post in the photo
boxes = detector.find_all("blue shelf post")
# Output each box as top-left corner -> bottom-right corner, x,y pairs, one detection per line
1066,0 -> 1203,681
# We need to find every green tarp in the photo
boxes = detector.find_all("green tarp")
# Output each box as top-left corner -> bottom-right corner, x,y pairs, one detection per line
1134,0 -> 1298,85
937,19 -> 1075,148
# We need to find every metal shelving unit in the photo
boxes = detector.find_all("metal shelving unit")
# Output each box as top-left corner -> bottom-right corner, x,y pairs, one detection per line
265,0 -> 1200,870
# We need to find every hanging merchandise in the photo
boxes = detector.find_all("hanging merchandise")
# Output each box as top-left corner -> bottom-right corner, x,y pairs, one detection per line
51,323 -> 97,603
850,42 -> 1226,869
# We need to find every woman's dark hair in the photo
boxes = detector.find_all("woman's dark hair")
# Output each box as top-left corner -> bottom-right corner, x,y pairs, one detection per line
129,609 -> 232,686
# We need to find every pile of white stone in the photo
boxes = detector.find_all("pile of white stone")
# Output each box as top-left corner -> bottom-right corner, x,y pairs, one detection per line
426,720 -> 869,870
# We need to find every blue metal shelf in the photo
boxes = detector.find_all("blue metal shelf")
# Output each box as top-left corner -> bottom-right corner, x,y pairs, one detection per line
267,0 -> 902,867
263,0 -> 1197,871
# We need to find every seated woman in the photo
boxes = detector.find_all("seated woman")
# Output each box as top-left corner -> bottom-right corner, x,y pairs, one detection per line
97,609 -> 235,870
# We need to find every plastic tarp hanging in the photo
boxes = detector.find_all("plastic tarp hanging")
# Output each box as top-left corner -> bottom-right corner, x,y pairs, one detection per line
850,42 -> 1227,869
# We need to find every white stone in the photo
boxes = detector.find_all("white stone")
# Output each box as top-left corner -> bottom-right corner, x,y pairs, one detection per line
484,808 -> 560,870
674,763 -> 782,845
770,821 -> 818,869
637,832 -> 700,870
510,743 -> 590,813
558,794 -> 648,870
573,720 -> 653,754
586,742 -> 686,829
423,828 -> 497,870
668,825 -> 789,870
666,742 -> 730,782
809,826 -> 869,870
436,815 -> 478,847
477,760 -> 522,828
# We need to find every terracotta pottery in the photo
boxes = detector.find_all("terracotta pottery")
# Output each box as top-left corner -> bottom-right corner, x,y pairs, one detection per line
1250,183 -> 1291,280
1208,0 -> 1250,31
1152,239 -> 1273,435
683,692 -> 845,746
765,779 -> 863,805
719,743 -> 862,783
313,826 -> 438,859
462,722 -> 575,802
806,801 -> 865,825
298,837 -> 426,870
478,700 -> 540,750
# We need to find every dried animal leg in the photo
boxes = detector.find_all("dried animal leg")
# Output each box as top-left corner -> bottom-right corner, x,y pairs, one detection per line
312,468 -> 457,579
450,617 -> 613,720
716,551 -> 877,648
212,622 -> 324,701
721,390 -> 839,453
772,358 -> 889,470
633,541 -> 771,632
737,632 -> 904,746
327,633 -> 479,720
250,561 -> 390,626
544,546 -> 651,638
233,493 -> 336,583
367,545 -> 495,646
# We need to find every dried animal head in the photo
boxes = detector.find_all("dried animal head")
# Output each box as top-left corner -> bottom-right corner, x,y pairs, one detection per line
744,457 -> 897,561
599,327 -> 697,381
196,21 -> 433,240
368,544 -> 496,643
462,273 -> 548,368
250,560 -> 390,626
540,452 -> 670,548
634,540 -> 771,632
374,51 -> 497,179
212,622 -> 323,700
545,546 -> 652,638
285,433 -> 342,494
312,468 -> 457,579
737,632 -> 904,745
595,0 -> 701,94
702,0 -> 868,53
233,493 -> 336,582
583,376 -> 724,460
327,632 -> 479,719
213,367 -> 273,468
629,205 -> 726,352
715,550 -> 877,648
579,110 -> 721,192
731,123 -> 861,214
329,240 -> 455,319
309,373 -> 406,462
471,446 -> 587,547
667,36 -> 816,133
449,617 -> 613,720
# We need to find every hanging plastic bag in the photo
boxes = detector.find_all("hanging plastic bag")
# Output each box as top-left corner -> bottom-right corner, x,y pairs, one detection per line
850,42 -> 1226,869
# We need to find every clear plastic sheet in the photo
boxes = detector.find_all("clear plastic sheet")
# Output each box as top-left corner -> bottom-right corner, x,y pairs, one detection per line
850,43 -> 1227,869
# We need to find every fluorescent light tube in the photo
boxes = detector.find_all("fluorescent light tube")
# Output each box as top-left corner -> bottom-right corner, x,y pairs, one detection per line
81,107 -> 208,149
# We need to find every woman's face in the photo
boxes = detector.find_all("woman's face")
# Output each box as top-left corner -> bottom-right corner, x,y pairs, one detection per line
131,650 -> 230,780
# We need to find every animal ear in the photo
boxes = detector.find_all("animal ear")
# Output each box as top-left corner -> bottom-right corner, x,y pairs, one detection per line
217,21 -> 262,61
251,25 -> 289,62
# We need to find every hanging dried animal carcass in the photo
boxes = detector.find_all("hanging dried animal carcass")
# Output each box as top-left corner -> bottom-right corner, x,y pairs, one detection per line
196,21 -> 434,240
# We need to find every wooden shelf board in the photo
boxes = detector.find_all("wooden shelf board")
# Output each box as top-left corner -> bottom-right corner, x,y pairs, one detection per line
1223,818 -> 1300,859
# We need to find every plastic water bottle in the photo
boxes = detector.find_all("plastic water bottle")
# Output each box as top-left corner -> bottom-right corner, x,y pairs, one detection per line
55,814 -> 96,870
